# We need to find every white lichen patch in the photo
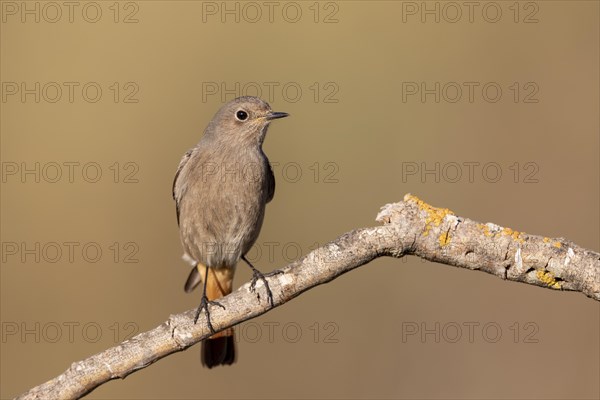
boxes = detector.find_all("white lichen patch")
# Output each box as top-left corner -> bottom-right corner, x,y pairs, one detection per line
364,227 -> 382,236
376,203 -> 399,224
104,362 -> 114,374
448,214 -> 460,228
328,243 -> 340,252
564,247 -> 575,267
278,272 -> 293,287
485,223 -> 502,234
514,247 -> 523,271
178,331 -> 193,340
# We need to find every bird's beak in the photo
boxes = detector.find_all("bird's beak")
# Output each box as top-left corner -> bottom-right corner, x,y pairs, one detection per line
266,111 -> 289,121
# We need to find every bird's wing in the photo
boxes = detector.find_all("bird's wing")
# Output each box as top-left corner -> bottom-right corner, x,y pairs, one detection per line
266,161 -> 276,203
184,265 -> 202,292
173,148 -> 193,226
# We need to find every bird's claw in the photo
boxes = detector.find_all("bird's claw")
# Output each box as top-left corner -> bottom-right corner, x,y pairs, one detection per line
249,269 -> 281,307
194,295 -> 225,334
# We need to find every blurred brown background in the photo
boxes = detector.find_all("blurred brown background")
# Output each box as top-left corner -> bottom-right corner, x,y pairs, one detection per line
1,1 -> 598,399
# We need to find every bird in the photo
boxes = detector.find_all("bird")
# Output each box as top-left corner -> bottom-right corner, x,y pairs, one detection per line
173,96 -> 289,368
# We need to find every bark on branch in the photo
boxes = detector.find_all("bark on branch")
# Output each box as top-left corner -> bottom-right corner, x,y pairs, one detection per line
16,194 -> 600,400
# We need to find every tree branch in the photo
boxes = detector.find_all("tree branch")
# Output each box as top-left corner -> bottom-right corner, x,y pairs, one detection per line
16,194 -> 600,400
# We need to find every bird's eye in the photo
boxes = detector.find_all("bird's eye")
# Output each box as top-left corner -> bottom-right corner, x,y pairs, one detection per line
235,110 -> 248,121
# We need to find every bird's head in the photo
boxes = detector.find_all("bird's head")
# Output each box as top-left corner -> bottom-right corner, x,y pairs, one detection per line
205,96 -> 289,146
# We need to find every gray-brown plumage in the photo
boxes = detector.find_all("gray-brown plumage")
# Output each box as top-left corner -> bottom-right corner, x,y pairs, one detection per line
173,96 -> 288,368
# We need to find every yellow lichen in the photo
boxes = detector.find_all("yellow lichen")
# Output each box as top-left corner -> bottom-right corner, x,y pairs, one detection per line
405,194 -> 454,237
536,270 -> 562,289
479,224 -> 494,237
439,231 -> 451,247
501,227 -> 525,243
543,237 -> 561,248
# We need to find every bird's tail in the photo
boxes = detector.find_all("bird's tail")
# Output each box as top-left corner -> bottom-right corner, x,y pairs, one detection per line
185,264 -> 236,368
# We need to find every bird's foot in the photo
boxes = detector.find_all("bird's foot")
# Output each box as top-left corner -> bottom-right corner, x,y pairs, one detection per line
249,268 -> 282,307
194,295 -> 226,333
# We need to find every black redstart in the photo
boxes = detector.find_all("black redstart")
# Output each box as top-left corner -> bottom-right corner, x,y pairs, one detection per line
173,96 -> 288,368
